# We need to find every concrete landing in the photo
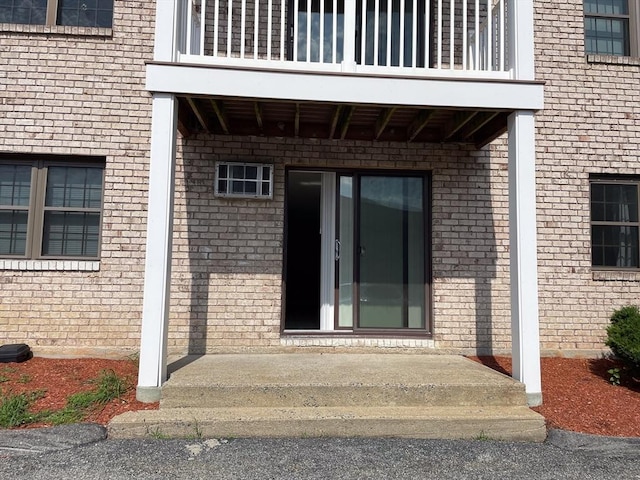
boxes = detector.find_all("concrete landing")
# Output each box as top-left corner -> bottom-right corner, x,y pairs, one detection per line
109,354 -> 546,441
160,354 -> 527,409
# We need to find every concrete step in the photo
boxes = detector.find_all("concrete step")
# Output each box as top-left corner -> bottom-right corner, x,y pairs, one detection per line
161,383 -> 526,408
160,354 -> 527,409
108,406 -> 547,442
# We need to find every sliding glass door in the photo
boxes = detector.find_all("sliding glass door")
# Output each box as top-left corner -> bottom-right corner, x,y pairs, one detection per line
337,173 -> 427,331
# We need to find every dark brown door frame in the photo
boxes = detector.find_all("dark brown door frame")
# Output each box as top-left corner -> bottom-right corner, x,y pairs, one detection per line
333,170 -> 432,335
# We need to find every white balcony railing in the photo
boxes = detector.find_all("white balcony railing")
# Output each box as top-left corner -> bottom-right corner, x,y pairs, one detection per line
177,0 -> 510,77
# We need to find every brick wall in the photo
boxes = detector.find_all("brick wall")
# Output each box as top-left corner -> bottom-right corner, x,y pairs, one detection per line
1,0 -> 637,357
0,2 -> 155,356
534,0 -> 640,354
169,136 -> 511,354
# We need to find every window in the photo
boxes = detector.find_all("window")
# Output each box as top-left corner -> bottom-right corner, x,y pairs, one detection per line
215,162 -> 273,199
0,0 -> 113,28
584,0 -> 640,56
591,179 -> 640,268
0,158 -> 104,260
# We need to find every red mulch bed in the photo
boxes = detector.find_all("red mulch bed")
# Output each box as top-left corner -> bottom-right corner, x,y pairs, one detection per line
471,356 -> 640,437
1,356 -> 639,437
0,357 -> 158,428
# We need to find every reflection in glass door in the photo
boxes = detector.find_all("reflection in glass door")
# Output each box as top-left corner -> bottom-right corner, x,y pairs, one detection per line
337,174 -> 427,330
337,176 -> 354,327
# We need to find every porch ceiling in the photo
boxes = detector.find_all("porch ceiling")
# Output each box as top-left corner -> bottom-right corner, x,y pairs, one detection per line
176,96 -> 510,147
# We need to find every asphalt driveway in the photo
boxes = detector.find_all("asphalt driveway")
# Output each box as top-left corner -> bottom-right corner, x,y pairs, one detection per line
0,425 -> 638,479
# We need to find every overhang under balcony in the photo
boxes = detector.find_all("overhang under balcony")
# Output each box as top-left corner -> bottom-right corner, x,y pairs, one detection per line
175,94 -> 514,146
147,0 -> 542,145
147,62 -> 543,146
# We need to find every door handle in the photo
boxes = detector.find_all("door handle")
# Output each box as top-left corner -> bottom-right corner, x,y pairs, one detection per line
358,246 -> 366,256
335,239 -> 341,261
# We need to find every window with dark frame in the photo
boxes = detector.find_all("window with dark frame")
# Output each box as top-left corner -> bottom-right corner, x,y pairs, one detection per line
0,0 -> 113,28
590,179 -> 640,268
0,158 -> 104,260
584,0 -> 640,56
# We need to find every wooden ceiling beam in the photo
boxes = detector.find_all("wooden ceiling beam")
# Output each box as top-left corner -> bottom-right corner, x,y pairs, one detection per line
186,96 -> 213,133
443,111 -> 478,141
374,107 -> 397,140
254,102 -> 264,131
329,105 -> 343,139
461,111 -> 501,141
474,113 -> 509,148
177,118 -> 191,137
407,109 -> 435,142
210,99 -> 230,134
176,97 -> 193,137
339,105 -> 355,140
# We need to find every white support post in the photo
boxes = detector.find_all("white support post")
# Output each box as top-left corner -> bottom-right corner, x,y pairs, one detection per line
508,0 -> 534,80
154,0 -> 179,61
136,93 -> 178,403
508,110 -> 542,407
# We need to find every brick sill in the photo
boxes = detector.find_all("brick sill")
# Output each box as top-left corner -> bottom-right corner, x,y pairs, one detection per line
592,270 -> 640,282
586,54 -> 640,67
0,259 -> 99,272
0,23 -> 112,37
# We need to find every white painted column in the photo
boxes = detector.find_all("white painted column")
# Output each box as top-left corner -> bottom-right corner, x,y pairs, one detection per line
136,93 -> 178,402
508,0 -> 534,80
508,110 -> 542,407
154,0 -> 179,62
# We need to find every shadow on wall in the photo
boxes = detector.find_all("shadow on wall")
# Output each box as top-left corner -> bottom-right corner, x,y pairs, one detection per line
431,146 -> 501,355
178,135 -> 283,354
174,135 -> 501,355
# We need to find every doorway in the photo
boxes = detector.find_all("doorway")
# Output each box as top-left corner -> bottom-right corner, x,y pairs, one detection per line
284,169 -> 430,333
284,171 -> 322,329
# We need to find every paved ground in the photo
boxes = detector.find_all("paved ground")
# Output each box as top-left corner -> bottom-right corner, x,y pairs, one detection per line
0,425 -> 638,479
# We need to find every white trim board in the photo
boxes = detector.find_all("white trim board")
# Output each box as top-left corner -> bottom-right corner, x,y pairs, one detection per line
146,63 -> 544,111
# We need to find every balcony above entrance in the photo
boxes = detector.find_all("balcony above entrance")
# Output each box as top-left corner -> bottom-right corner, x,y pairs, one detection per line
172,0 -> 523,79
147,0 -> 542,145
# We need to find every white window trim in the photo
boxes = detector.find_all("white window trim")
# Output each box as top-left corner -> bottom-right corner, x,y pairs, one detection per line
0,259 -> 100,271
214,162 -> 274,199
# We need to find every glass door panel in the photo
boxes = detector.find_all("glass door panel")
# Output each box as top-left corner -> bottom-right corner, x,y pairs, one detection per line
337,176 -> 354,327
358,175 -> 425,329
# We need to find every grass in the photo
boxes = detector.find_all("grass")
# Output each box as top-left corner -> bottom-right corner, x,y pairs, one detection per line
188,419 -> 203,439
0,367 -> 17,384
0,390 -> 46,428
0,369 -> 129,428
474,430 -> 492,441
147,426 -> 170,439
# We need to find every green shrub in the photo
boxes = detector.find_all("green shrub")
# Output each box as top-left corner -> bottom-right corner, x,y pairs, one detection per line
606,305 -> 640,376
